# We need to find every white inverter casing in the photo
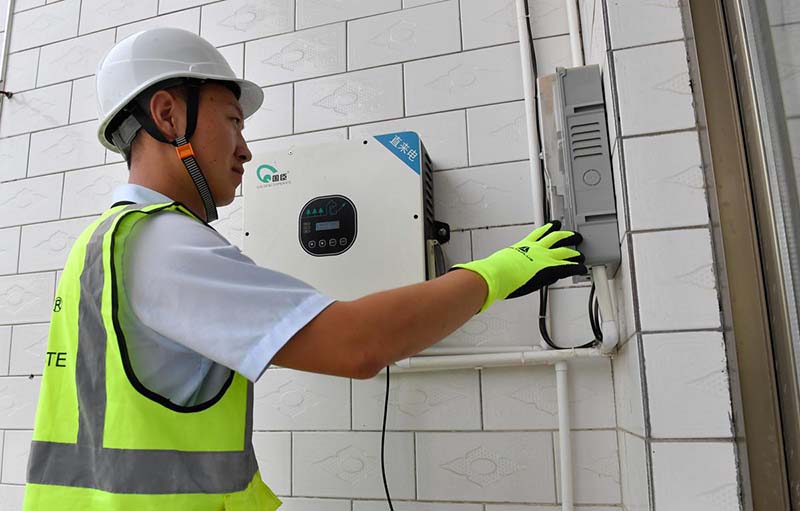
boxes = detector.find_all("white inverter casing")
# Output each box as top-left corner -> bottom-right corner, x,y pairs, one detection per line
242,132 -> 435,301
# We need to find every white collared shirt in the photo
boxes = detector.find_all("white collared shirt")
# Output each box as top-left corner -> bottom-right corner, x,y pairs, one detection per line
111,184 -> 335,406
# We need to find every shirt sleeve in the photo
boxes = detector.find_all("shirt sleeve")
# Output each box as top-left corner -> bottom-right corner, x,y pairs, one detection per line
123,210 -> 336,381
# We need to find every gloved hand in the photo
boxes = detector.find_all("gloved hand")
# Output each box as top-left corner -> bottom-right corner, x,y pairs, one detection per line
452,221 -> 588,313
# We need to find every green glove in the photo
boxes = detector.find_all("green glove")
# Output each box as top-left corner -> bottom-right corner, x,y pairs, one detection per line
452,221 -> 588,313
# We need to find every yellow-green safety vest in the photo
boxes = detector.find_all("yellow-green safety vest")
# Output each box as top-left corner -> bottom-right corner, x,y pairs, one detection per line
24,202 -> 281,511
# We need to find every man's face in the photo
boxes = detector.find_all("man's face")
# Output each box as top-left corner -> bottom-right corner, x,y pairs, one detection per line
190,83 -> 252,208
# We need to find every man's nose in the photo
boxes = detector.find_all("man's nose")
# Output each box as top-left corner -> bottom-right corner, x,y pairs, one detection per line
237,137 -> 252,163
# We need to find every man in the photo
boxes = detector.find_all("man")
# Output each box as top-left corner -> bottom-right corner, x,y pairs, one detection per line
23,28 -> 587,510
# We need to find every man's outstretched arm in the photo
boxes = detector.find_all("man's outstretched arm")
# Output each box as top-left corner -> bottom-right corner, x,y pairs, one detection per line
272,222 -> 587,379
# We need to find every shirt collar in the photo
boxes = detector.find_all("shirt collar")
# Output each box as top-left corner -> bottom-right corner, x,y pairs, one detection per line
111,184 -> 175,206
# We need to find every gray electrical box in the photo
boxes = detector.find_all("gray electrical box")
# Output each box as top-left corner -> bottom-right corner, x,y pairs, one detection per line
539,65 -> 620,273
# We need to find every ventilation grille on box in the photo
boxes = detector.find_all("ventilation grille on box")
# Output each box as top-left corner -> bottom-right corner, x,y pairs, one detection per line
570,121 -> 604,159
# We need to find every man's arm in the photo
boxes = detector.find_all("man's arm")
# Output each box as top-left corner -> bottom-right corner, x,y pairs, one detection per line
271,221 -> 587,380
271,269 -> 487,379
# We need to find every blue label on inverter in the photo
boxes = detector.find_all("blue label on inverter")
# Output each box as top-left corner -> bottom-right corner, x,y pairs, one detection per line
374,131 -> 421,175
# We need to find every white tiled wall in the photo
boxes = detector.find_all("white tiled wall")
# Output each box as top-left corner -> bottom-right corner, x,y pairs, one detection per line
0,0 -> 741,510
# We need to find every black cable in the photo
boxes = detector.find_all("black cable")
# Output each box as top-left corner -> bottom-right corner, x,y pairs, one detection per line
588,283 -> 603,340
381,365 -> 394,511
539,285 -> 597,350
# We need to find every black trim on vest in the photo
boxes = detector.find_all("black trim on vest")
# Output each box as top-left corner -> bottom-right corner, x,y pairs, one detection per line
109,202 -> 235,413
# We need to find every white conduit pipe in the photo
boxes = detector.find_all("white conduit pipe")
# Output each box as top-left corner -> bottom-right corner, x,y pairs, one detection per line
392,347 -> 605,373
566,0 -> 585,67
555,362 -> 573,511
514,0 -> 545,227
0,0 -> 15,89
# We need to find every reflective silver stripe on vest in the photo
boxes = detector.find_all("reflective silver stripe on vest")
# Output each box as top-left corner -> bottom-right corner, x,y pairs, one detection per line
28,205 -> 258,494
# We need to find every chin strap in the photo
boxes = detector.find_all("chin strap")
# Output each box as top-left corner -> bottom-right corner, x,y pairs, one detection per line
131,80 -> 218,222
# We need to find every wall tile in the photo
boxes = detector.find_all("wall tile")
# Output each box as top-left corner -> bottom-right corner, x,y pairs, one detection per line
625,131 -> 708,231
403,0 -> 439,7
644,331 -> 733,438
28,121 -> 106,176
467,101 -> 528,166
278,498 -> 351,511
79,0 -> 156,35
766,0 -> 800,25
218,44 -> 245,79
0,82 -> 72,138
355,502 -> 481,511
252,431 -> 291,495
213,197 -> 244,247
0,229 -> 19,277
19,216 -> 96,273
37,30 -> 116,87
242,84 -> 293,141
61,163 -> 127,219
602,56 -> 619,155
0,273 -> 55,324
253,369 -> 350,430
460,0 -> 517,50
296,0 -> 399,30
607,0 -> 684,49
548,286 -> 597,347
3,49 -> 39,92
106,148 -> 125,164
9,324 -> 48,376
244,23 -> 346,88
0,484 -> 25,511
487,506 -> 619,511
115,7 -> 201,41
611,138 -> 627,244
348,0 -> 461,71
440,229 -> 471,266
433,161 -> 534,230
0,430 -> 32,484
293,432 -> 415,499
482,358 -> 615,430
0,327 -> 9,375
615,235 -> 637,343
614,41 -> 695,137
69,76 -> 98,123
613,335 -> 644,436
246,128 -> 347,154
439,297 -> 540,350
416,432 -> 555,502
773,24 -> 800,117
584,0 -> 608,67
618,431 -> 650,511
9,0 -> 79,52
554,430 -> 621,505
200,0 -> 294,47
529,0 -> 570,39
651,442 -> 739,511
294,65 -> 403,132
349,110 -> 468,170
0,376 -> 41,428
352,370 -> 480,430
158,0 -> 217,14
14,0 -> 46,10
532,34 -> 573,77
405,44 -> 523,115
0,135 -> 29,182
0,175 -> 63,228
632,229 -> 721,331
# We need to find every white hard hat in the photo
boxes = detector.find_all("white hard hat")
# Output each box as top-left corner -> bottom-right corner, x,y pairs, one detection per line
95,27 -> 264,153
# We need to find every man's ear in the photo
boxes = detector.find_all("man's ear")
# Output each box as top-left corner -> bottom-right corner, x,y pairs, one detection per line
149,89 -> 187,141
